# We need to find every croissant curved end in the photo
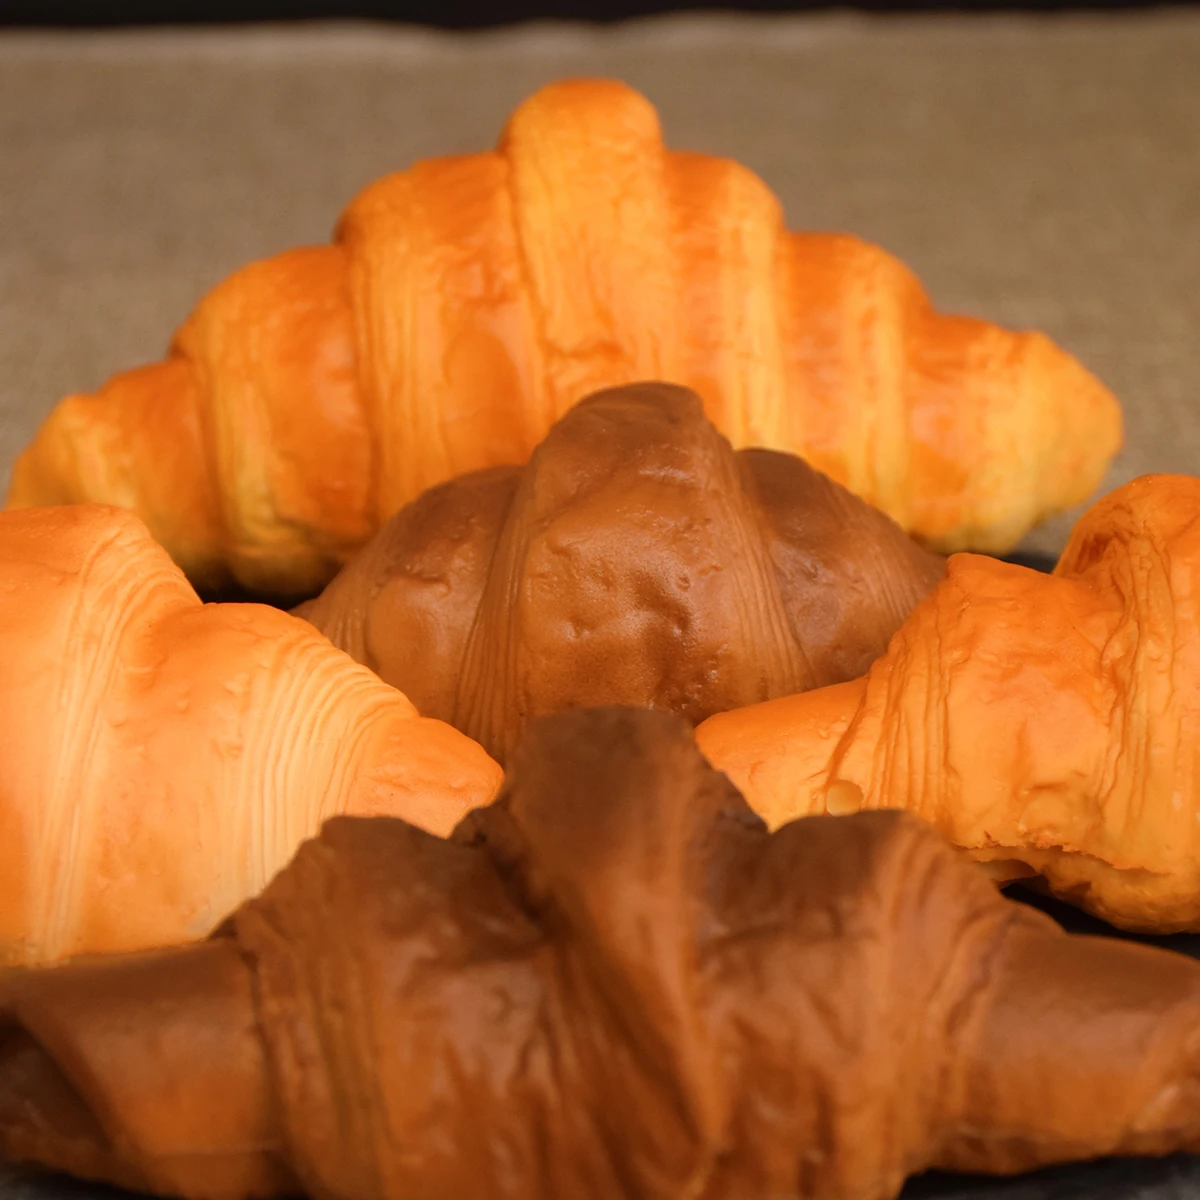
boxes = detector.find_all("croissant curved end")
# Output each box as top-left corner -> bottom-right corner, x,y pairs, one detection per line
6,364 -> 231,592
911,329 -> 1124,555
698,473 -> 1200,932
0,503 -> 503,967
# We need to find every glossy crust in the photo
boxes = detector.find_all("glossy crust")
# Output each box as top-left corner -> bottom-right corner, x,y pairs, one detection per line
0,505 -> 502,967
7,80 -> 1120,594
4,708 -> 1200,1200
296,382 -> 945,762
698,473 -> 1200,932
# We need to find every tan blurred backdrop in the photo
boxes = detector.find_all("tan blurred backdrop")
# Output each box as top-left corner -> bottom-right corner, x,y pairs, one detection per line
1,8 -> 1197,557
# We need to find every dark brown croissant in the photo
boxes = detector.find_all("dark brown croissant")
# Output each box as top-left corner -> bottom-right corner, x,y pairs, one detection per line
296,382 -> 945,761
5,707 -> 1200,1200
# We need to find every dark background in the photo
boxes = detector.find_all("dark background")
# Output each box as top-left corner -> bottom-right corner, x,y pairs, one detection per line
0,0 -> 1180,30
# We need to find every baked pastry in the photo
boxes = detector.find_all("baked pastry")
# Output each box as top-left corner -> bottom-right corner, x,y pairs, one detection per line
0,504 -> 501,967
296,382 -> 945,761
697,473 -> 1200,932
4,707 -> 1200,1200
6,79 -> 1121,596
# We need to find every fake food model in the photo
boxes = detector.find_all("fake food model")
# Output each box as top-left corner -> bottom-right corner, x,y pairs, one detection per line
6,79 -> 1120,596
297,382 -> 945,761
0,504 -> 502,967
4,709 -> 1200,1200
698,474 -> 1200,933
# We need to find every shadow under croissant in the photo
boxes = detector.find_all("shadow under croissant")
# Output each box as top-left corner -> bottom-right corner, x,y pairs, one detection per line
903,1153 -> 1200,1199
192,524 -> 1056,614
1003,885 -> 1200,958
0,1171 -> 132,1199
193,580 -> 318,610
16,1153 -> 1200,1200
11,1138 -> 1200,1198
996,550 -> 1058,574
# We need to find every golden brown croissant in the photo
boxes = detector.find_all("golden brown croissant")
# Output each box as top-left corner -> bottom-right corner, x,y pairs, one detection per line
0,504 -> 501,968
697,473 -> 1200,933
296,382 -> 945,762
6,79 -> 1121,596
5,707 -> 1200,1200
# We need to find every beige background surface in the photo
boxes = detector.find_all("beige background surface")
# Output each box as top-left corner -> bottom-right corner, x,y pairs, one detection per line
0,9 -> 1198,556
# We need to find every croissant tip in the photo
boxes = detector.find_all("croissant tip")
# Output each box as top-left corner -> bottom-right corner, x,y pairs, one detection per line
514,76 -> 652,110
500,77 -> 663,149
1034,333 -> 1124,485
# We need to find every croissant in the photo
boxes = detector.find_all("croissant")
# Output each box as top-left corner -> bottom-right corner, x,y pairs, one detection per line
697,473 -> 1200,933
6,79 -> 1121,597
0,504 -> 501,968
6,706 -> 1200,1200
296,381 -> 945,762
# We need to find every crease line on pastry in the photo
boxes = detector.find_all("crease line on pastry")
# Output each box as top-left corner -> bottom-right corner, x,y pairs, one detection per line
721,448 -> 809,702
39,525 -> 165,960
501,133 -> 556,437
451,469 -> 522,756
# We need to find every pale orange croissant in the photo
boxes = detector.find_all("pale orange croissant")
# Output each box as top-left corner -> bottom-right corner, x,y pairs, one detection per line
0,504 -> 502,968
697,474 -> 1200,933
6,79 -> 1121,597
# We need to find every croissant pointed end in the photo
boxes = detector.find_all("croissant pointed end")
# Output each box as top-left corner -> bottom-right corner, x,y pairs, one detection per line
992,337 -> 1123,554
6,364 -> 231,591
5,395 -> 101,512
921,332 -> 1124,556
499,77 -> 663,153
1058,471 -> 1200,576
695,679 -> 867,828
1033,335 -> 1124,506
0,942 -> 294,1200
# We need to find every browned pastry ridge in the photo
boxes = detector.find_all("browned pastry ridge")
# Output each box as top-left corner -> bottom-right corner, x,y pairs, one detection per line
296,382 -> 945,761
4,708 -> 1200,1200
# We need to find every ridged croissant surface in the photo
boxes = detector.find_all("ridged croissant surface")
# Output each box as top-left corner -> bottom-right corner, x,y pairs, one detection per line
0,504 -> 501,967
5,707 -> 1200,1200
297,382 -> 945,762
698,474 -> 1200,933
6,79 -> 1121,596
